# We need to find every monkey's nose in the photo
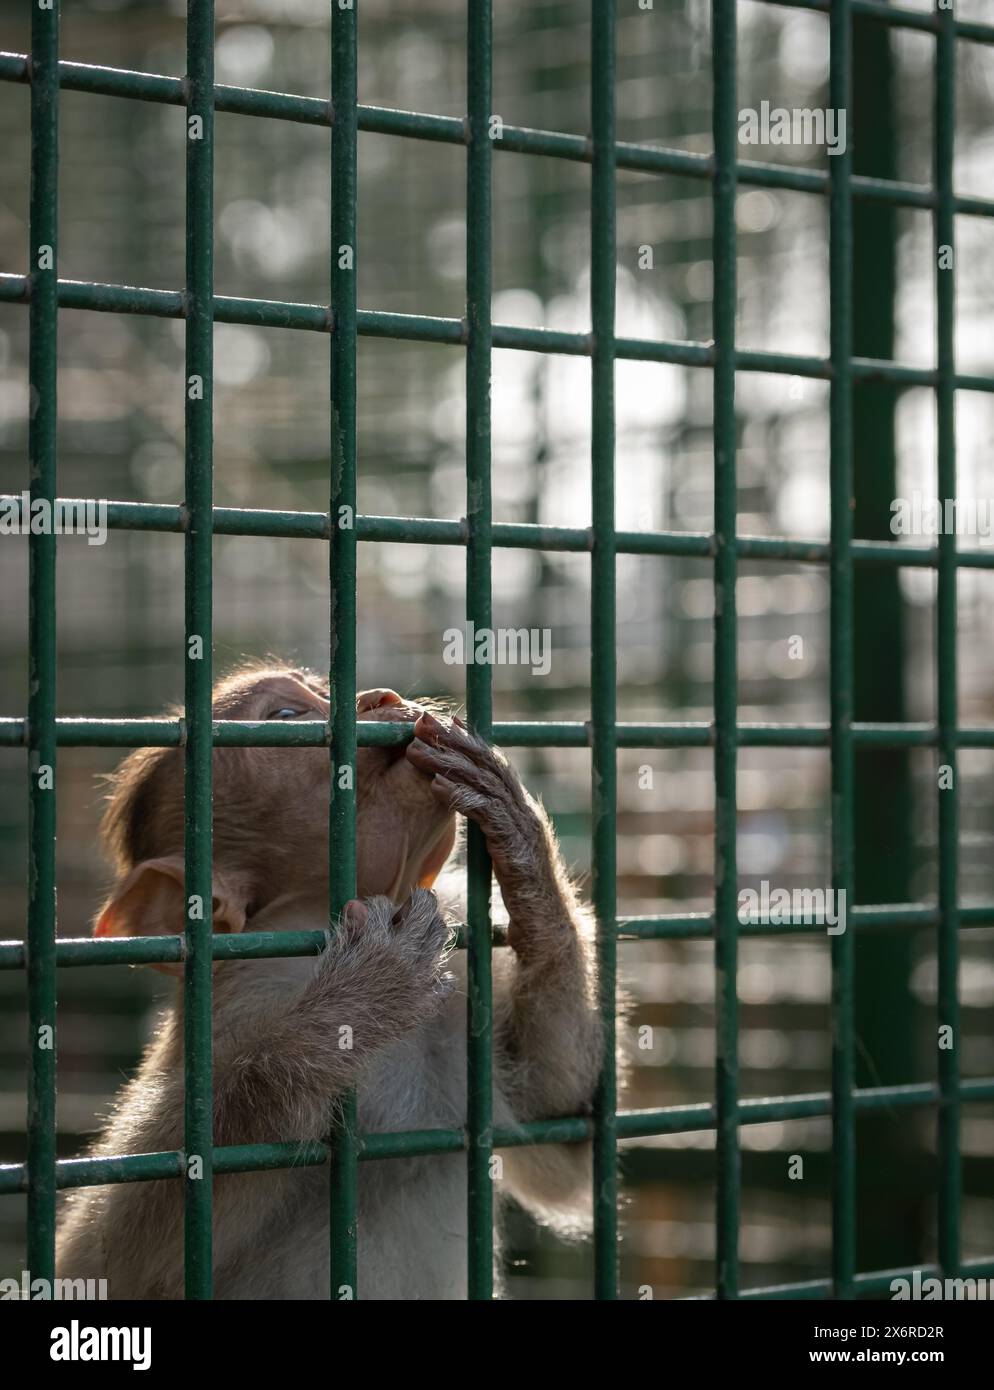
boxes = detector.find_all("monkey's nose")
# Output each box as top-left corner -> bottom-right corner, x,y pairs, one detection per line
356,688 -> 405,714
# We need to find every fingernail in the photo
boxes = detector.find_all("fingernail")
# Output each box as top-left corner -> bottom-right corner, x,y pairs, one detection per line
343,899 -> 367,927
417,712 -> 443,742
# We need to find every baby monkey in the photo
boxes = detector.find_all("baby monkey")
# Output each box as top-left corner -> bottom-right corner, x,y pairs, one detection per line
56,666 -> 603,1299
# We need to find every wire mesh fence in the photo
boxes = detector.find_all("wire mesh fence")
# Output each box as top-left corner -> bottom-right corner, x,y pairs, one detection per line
1,0 -> 994,1299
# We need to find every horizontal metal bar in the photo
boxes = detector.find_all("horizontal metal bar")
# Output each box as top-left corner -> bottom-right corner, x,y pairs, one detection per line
359,1129 -> 467,1160
2,52 -> 993,213
10,495 -> 994,575
10,494 -> 994,570
0,930 -> 329,970
3,1079 -> 992,1197
622,903 -> 994,939
762,0 -> 994,47
3,718 -> 994,751
0,272 -> 328,331
735,1256 -> 994,1302
957,21 -> 994,46
3,895 -> 990,971
6,274 -> 993,393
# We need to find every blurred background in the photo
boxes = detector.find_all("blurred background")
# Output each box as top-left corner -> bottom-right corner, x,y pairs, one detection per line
1,0 -> 994,1298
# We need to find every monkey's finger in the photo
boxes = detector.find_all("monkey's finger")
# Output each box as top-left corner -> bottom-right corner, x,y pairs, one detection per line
413,711 -> 511,776
405,735 -> 463,776
390,899 -> 411,929
410,717 -> 525,813
356,688 -> 405,714
333,898 -> 369,947
409,738 -> 508,804
340,899 -> 368,935
390,889 -> 437,929
428,773 -> 458,806
390,890 -> 451,962
429,773 -> 490,824
405,735 -> 471,780
406,725 -> 498,778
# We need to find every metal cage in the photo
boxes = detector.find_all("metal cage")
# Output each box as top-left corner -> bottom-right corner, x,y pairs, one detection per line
2,0 -> 994,1300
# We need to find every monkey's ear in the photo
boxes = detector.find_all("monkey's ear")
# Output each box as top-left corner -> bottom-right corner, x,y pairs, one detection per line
95,857 -> 249,973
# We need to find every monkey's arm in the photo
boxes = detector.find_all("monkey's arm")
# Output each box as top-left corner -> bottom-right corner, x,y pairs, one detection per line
212,890 -> 452,1144
56,891 -> 451,1295
406,718 -> 603,1120
408,718 -> 604,1225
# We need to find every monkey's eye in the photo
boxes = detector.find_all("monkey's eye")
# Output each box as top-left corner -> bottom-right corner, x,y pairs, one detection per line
267,707 -> 305,720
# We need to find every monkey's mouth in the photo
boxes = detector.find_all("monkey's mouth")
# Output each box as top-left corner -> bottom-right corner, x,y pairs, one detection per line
415,816 -> 457,889
385,815 -> 457,900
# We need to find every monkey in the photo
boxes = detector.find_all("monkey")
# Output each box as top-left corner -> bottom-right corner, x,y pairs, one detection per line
55,666 -> 605,1299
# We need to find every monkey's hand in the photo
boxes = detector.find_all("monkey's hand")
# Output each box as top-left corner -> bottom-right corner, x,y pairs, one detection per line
215,889 -> 452,1143
406,713 -> 573,965
406,714 -> 605,1166
332,890 -> 455,1027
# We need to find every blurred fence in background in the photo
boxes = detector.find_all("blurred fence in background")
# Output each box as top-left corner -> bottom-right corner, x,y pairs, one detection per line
1,0 -> 994,1297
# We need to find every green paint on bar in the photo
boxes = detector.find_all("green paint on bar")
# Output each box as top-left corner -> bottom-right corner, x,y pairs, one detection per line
328,0 -> 360,1302
828,0 -> 857,1300
464,0 -> 495,1302
712,0 -> 740,1301
182,0 -> 216,1302
590,0 -> 619,1303
3,0 -> 992,1308
26,0 -> 60,1287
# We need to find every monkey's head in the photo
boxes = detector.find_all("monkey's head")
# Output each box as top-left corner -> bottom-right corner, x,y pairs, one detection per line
92,665 -> 458,955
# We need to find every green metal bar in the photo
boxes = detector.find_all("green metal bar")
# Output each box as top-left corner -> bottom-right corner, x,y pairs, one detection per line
1,6 -> 985,1304
5,54 -> 994,197
621,904 -> 994,939
8,717 -> 994,752
957,19 -> 994,46
829,0 -> 856,1300
851,6 -> 916,1283
7,1078 -> 994,1198
15,492 -> 994,569
182,0 -> 216,1301
5,897 -> 994,972
935,1 -> 960,1282
5,493 -> 994,571
25,0 -> 60,1286
328,0 -> 359,1302
465,0 -> 495,1303
763,0 -> 994,45
737,1256 -> 994,1303
5,273 -> 994,395
711,0 -> 740,1301
590,0 -> 619,1303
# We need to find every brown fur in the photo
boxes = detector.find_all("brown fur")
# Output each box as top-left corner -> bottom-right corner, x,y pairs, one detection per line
56,667 -> 605,1299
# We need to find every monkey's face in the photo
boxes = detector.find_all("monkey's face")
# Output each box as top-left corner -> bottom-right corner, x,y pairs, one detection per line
354,687 -> 458,901
94,668 -> 459,958
210,671 -> 457,905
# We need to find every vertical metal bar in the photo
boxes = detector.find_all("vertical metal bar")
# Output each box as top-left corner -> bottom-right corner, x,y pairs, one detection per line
935,1 -> 960,1280
328,0 -> 359,1301
829,0 -> 856,1299
465,0 -> 494,1302
26,0 -> 59,1285
183,0 -> 215,1300
711,0 -> 740,1301
590,0 -> 618,1302
851,17 -> 917,1279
